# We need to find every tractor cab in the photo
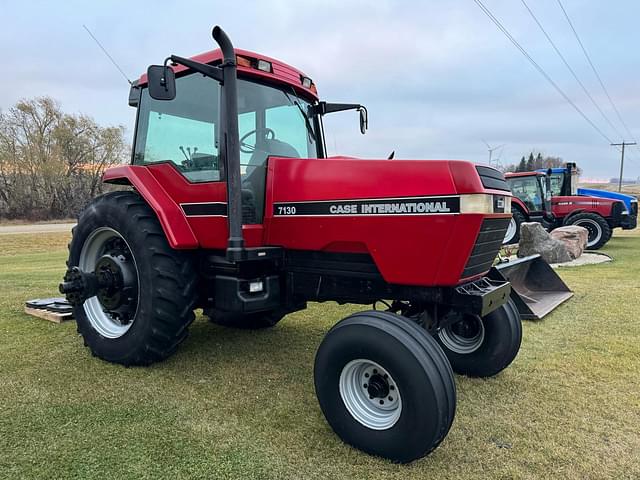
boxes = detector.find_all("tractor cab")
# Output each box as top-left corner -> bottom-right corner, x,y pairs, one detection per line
129,47 -> 366,229
505,171 -> 552,221
537,163 -> 578,197
131,65 -> 321,224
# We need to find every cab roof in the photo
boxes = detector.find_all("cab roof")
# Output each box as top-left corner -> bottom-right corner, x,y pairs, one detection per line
137,48 -> 319,102
504,171 -> 545,178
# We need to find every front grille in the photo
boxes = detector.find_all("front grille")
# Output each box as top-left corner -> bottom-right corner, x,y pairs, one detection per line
612,201 -> 624,220
461,217 -> 511,278
476,166 -> 510,192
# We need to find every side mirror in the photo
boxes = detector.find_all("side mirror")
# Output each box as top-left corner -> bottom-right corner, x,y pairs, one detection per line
147,65 -> 176,101
359,107 -> 368,134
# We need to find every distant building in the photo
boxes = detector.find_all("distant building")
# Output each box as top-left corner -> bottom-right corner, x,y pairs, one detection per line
609,178 -> 640,184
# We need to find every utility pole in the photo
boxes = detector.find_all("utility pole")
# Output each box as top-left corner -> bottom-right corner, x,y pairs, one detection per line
611,141 -> 636,192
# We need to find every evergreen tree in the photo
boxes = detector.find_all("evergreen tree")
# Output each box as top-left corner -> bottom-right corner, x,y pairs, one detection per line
526,153 -> 535,171
534,152 -> 543,170
517,156 -> 526,172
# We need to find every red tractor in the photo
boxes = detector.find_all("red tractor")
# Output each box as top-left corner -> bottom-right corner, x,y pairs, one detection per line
60,26 -> 523,462
504,170 -> 624,249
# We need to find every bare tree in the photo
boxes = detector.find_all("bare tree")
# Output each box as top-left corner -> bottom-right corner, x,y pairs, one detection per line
0,97 -> 127,220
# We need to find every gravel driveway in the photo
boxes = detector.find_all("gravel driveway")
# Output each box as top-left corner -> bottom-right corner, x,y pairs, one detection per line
0,223 -> 76,235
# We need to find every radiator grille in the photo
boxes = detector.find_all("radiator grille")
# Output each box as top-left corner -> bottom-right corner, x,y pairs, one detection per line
462,217 -> 511,278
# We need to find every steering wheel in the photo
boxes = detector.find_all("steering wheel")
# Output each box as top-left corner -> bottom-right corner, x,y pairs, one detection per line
240,128 -> 275,154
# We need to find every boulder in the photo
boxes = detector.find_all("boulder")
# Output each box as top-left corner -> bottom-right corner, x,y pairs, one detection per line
517,222 -> 572,264
550,226 -> 588,259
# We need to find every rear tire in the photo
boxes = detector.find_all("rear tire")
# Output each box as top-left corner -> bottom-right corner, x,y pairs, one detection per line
314,310 -> 456,463
68,191 -> 198,366
205,309 -> 285,329
503,209 -> 526,244
436,299 -> 522,378
565,212 -> 610,249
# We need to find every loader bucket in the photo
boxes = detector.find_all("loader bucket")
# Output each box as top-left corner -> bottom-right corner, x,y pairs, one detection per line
488,254 -> 573,320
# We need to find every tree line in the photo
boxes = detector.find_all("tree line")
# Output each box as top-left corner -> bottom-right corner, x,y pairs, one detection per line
0,97 -> 127,220
503,152 -> 566,173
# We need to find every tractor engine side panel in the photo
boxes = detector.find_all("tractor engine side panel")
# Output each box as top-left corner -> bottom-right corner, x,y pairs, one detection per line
551,195 -> 617,219
264,157 -> 509,287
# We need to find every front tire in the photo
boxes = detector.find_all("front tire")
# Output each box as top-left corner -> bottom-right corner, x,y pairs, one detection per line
68,191 -> 198,366
503,209 -> 526,244
436,299 -> 522,378
565,212 -> 611,249
314,311 -> 456,463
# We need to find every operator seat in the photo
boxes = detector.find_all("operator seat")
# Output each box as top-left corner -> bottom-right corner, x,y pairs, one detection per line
245,138 -> 299,176
242,139 -> 299,223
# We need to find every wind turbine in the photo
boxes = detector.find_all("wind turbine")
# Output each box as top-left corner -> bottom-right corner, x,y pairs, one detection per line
482,140 -> 505,168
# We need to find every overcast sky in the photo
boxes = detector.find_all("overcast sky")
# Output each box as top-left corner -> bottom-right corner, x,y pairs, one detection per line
2,0 -> 639,180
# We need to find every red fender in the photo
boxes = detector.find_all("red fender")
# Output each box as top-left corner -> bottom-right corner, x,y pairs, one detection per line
103,165 -> 199,249
511,197 -> 530,216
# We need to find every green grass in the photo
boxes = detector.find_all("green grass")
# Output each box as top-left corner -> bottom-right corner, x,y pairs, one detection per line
1,230 -> 639,480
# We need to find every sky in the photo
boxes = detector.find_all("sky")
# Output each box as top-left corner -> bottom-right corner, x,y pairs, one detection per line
2,0 -> 639,180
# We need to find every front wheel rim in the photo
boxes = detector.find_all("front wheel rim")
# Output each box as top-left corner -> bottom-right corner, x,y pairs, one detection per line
438,315 -> 485,354
339,359 -> 402,430
503,217 -> 517,244
78,227 -> 139,339
575,219 -> 602,247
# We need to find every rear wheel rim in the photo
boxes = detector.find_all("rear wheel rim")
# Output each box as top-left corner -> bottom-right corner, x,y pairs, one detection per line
79,227 -> 139,339
575,219 -> 602,247
438,315 -> 485,354
504,217 -> 517,243
339,359 -> 402,430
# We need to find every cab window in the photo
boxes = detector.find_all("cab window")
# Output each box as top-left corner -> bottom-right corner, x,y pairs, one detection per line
548,173 -> 564,196
133,74 -> 221,183
507,176 -> 543,211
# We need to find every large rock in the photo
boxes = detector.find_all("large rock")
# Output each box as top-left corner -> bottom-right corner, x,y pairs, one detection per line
550,226 -> 588,259
517,222 -> 572,264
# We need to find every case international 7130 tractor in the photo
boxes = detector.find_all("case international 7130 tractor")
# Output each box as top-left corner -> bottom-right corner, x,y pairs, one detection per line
60,26 -> 525,462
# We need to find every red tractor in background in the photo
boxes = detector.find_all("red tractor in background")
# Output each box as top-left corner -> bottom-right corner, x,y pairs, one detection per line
504,170 -> 624,249
59,26 -> 526,462
545,163 -> 638,232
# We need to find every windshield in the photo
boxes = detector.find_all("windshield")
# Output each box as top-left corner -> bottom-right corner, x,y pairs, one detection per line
507,176 -> 545,212
133,75 -> 319,182
548,173 -> 564,196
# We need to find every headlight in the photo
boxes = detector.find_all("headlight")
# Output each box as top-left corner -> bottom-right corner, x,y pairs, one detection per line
459,194 -> 511,214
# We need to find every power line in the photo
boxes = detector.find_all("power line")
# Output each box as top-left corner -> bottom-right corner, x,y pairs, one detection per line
472,0 -> 617,147
520,0 -> 625,142
556,0 -> 639,148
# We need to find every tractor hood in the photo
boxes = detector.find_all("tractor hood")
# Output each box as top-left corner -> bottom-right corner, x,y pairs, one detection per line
264,157 -> 513,286
577,187 -> 638,212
